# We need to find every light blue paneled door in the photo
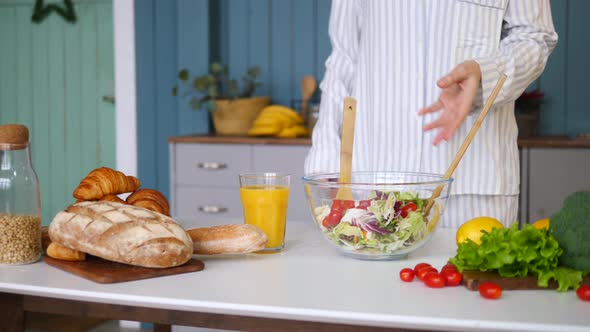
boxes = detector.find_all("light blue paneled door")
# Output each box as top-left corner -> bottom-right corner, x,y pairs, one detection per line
0,0 -> 115,225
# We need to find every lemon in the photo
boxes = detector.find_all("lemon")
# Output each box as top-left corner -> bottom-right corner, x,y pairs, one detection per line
456,216 -> 504,245
532,218 -> 550,230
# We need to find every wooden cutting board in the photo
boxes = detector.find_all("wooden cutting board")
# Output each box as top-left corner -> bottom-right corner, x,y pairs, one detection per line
462,270 -> 590,291
44,255 -> 204,284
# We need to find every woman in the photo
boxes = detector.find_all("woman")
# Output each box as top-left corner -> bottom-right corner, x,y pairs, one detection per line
304,0 -> 557,228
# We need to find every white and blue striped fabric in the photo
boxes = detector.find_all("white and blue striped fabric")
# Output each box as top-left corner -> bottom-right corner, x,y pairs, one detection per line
304,0 -> 557,228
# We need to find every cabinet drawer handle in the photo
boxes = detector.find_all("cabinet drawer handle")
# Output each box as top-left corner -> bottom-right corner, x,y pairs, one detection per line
196,162 -> 227,170
198,205 -> 228,214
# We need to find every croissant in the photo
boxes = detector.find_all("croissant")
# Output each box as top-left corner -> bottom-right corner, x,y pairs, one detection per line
99,194 -> 127,204
73,167 -> 141,201
126,189 -> 170,216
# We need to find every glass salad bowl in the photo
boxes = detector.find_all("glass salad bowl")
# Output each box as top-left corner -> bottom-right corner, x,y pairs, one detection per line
302,171 -> 453,260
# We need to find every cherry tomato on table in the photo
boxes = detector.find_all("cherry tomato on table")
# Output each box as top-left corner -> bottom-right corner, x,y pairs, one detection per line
442,269 -> 463,287
414,262 -> 432,274
400,202 -> 418,218
399,268 -> 415,282
417,267 -> 438,281
424,272 -> 445,288
441,262 -> 458,273
576,285 -> 590,301
479,282 -> 502,299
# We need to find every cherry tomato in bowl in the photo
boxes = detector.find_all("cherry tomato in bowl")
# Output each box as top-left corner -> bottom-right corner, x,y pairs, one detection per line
400,202 -> 417,218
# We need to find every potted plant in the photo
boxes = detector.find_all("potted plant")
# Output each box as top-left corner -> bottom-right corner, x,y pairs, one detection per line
515,89 -> 544,138
173,62 -> 270,136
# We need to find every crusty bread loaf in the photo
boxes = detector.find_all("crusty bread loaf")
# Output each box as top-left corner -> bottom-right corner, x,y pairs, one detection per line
46,242 -> 86,261
48,201 -> 193,268
187,224 -> 268,255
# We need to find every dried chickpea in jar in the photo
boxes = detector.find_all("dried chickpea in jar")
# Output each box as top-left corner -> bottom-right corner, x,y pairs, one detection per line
0,124 -> 42,265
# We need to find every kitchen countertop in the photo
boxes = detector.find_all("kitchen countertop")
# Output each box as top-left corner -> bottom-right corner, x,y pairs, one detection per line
1,220 -> 588,332
169,134 -> 590,148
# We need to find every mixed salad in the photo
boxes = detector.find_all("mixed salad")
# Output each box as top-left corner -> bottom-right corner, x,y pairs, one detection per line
313,190 -> 438,254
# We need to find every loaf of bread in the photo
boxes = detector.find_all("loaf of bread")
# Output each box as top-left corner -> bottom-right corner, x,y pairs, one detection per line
187,224 -> 268,255
73,167 -> 141,200
48,201 -> 193,268
46,242 -> 86,261
126,189 -> 170,216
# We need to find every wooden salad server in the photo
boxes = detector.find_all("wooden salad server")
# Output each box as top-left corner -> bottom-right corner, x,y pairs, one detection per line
424,74 -> 508,217
335,97 -> 357,200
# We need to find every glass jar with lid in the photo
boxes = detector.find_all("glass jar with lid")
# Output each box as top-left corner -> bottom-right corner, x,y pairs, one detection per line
0,124 -> 42,265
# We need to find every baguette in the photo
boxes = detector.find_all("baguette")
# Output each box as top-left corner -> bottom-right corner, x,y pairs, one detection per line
46,242 -> 86,261
187,224 -> 268,255
48,201 -> 193,268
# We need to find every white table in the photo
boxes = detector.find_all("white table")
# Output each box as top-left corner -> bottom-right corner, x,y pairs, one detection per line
0,221 -> 588,332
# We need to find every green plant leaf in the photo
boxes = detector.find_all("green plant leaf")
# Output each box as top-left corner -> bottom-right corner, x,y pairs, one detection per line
206,74 -> 216,85
194,77 -> 207,91
190,97 -> 202,110
228,80 -> 239,97
172,86 -> 178,96
207,100 -> 216,112
208,85 -> 219,98
210,62 -> 222,74
178,69 -> 189,81
247,66 -> 261,78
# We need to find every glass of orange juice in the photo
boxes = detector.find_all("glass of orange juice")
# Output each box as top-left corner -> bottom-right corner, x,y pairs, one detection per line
239,172 -> 290,252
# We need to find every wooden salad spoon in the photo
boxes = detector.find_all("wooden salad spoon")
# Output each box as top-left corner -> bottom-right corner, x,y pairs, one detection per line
424,74 -> 508,217
335,97 -> 357,200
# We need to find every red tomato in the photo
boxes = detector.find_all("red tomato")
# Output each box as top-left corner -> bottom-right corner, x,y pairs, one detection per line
332,199 -> 355,211
479,282 -> 502,299
424,272 -> 445,288
417,267 -> 438,281
357,200 -> 371,210
576,285 -> 590,301
399,268 -> 415,282
322,210 -> 343,228
441,262 -> 458,272
442,269 -> 462,287
400,202 -> 418,218
414,262 -> 432,274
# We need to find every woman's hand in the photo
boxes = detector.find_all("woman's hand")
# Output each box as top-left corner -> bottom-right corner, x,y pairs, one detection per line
419,60 -> 481,145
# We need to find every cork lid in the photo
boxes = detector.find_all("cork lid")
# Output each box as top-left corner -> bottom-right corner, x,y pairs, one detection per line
0,124 -> 29,150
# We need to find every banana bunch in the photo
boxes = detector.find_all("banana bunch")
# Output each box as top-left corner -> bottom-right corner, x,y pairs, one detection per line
248,105 -> 309,138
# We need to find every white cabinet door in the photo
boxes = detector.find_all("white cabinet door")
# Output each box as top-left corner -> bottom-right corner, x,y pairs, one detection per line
527,148 -> 590,222
252,145 -> 311,222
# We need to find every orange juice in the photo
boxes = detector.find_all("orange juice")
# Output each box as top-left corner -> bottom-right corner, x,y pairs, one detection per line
239,185 -> 289,250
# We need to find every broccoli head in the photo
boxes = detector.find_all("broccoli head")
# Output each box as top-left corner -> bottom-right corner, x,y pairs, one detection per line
549,191 -> 590,272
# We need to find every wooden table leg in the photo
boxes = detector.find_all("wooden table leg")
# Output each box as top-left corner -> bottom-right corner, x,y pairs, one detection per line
153,323 -> 172,332
0,292 -> 25,332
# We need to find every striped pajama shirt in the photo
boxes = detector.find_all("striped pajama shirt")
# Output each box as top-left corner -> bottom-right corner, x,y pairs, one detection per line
304,0 -> 557,228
